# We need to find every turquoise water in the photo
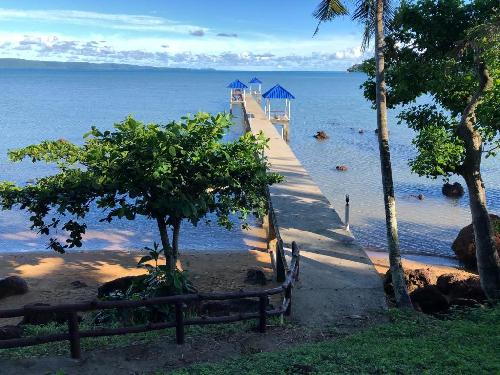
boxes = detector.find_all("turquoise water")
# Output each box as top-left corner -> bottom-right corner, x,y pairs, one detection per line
0,69 -> 498,257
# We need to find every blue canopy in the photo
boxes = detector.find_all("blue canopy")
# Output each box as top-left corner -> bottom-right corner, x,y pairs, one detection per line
227,79 -> 248,89
262,84 -> 295,99
249,77 -> 262,84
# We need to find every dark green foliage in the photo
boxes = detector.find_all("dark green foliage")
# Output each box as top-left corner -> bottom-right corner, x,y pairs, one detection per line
360,0 -> 499,178
0,113 -> 281,259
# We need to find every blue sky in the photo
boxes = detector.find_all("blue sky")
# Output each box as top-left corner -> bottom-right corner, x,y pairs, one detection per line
0,1 -> 370,70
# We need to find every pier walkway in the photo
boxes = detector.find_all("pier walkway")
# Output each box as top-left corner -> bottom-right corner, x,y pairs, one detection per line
242,94 -> 387,326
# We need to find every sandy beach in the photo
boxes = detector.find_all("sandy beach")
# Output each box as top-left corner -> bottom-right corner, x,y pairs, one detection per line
0,249 -> 276,323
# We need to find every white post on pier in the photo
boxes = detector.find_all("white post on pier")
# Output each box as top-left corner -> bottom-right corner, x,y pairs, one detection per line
345,194 -> 350,231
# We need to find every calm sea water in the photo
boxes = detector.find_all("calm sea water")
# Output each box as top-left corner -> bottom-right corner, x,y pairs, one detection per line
0,69 -> 498,257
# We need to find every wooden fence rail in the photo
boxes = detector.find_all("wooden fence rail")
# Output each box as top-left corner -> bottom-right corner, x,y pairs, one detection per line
0,242 -> 300,359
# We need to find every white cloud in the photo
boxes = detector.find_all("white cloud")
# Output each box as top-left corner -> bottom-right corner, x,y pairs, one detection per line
0,8 -> 208,34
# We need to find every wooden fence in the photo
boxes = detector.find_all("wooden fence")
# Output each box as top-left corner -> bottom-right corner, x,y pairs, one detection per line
0,242 -> 300,359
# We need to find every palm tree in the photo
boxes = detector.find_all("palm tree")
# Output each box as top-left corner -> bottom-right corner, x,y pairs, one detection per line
313,0 -> 413,307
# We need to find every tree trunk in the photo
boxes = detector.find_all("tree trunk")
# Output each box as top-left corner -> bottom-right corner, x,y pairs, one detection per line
374,0 -> 412,307
458,60 -> 500,300
156,216 -> 174,270
172,218 -> 181,271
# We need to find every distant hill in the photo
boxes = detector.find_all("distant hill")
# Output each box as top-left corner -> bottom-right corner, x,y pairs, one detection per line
0,58 -> 213,71
347,63 -> 363,72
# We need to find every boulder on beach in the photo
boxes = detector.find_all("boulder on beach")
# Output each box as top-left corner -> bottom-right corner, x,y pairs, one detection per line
383,268 -> 438,295
410,285 -> 449,314
313,131 -> 329,140
244,269 -> 267,286
452,214 -> 500,269
442,182 -> 465,198
0,325 -> 23,340
436,273 -> 486,302
97,275 -> 147,298
0,276 -> 28,300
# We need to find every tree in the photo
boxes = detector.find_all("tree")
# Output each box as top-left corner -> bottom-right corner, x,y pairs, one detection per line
0,113 -> 281,272
360,0 -> 499,299
313,0 -> 413,307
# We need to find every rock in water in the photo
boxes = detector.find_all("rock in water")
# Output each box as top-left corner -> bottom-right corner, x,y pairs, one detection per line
336,165 -> 348,171
313,131 -> 329,140
0,276 -> 28,300
442,182 -> 465,198
410,286 -> 449,314
452,214 -> 500,269
245,269 -> 267,285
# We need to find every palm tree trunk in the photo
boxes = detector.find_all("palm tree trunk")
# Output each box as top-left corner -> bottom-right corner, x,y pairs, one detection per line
458,60 -> 500,300
374,0 -> 412,308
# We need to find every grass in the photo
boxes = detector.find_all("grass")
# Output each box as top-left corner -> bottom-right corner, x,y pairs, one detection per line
0,317 -> 265,359
169,306 -> 500,375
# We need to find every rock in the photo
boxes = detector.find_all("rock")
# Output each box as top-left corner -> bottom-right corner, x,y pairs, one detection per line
0,325 -> 23,340
70,280 -> 88,289
336,165 -> 348,171
449,298 -> 480,308
442,182 -> 465,198
20,303 -> 82,325
313,131 -> 329,140
452,214 -> 500,269
358,129 -> 365,134
97,275 -> 146,298
384,268 -> 437,295
410,286 -> 449,314
0,276 -> 28,300
244,269 -> 267,286
436,273 -> 486,302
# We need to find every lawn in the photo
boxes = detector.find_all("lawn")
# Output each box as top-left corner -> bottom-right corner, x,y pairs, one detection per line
171,306 -> 500,375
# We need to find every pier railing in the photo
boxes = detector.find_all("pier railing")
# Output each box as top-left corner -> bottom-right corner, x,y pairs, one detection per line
0,242 -> 300,360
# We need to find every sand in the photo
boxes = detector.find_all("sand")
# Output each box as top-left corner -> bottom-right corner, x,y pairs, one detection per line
0,249 -> 276,322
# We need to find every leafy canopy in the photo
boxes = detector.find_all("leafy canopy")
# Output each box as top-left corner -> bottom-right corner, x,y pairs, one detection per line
0,113 -> 281,253
360,0 -> 499,178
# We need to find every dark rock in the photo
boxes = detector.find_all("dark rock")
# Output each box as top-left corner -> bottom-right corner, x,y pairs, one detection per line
200,298 -> 273,317
97,275 -> 146,298
20,303 -> 82,325
0,276 -> 28,300
442,182 -> 465,198
410,286 -> 449,314
358,129 -> 365,134
374,129 -> 379,134
452,214 -> 500,270
436,273 -> 486,302
245,269 -> 267,286
313,131 -> 329,140
70,280 -> 88,289
336,165 -> 348,171
0,325 -> 23,340
384,268 -> 437,295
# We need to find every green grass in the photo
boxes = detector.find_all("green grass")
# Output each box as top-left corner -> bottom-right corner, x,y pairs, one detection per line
170,306 -> 500,375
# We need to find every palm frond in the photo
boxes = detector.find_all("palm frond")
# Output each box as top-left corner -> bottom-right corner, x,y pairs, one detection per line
352,0 -> 393,49
312,0 -> 349,36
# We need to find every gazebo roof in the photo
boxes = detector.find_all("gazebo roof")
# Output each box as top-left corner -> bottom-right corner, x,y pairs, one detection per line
227,79 -> 248,89
249,77 -> 262,84
262,84 -> 295,99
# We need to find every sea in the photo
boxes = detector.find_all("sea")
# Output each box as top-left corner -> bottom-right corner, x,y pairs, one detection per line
0,69 -> 498,258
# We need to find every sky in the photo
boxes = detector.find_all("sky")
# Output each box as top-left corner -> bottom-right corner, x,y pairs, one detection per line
0,0 -> 372,71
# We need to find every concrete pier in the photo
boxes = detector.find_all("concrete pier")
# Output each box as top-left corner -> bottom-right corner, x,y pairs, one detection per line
242,94 -> 387,326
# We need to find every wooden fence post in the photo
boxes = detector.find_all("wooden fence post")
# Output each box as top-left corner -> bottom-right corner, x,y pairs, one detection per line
67,311 -> 81,360
175,302 -> 185,344
285,284 -> 292,316
259,296 -> 267,333
276,239 -> 286,282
